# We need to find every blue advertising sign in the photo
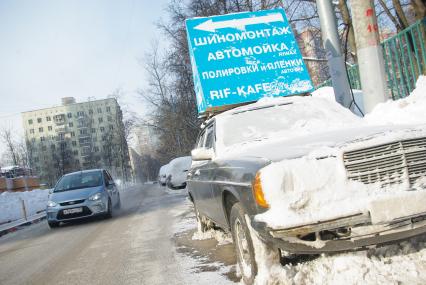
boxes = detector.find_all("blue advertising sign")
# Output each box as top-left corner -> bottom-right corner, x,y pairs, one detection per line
186,9 -> 314,114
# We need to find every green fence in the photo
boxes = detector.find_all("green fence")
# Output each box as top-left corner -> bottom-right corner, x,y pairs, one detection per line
316,18 -> 426,100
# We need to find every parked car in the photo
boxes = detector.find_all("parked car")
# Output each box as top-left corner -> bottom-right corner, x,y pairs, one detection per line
187,95 -> 426,284
165,156 -> 192,189
46,169 -> 121,228
158,164 -> 169,186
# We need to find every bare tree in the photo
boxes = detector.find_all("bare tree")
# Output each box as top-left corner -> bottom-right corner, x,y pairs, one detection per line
0,126 -> 19,166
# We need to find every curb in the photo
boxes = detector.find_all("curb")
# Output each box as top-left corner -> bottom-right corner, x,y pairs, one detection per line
0,212 -> 47,237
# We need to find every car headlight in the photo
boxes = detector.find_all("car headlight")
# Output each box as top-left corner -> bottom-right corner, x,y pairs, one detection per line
89,193 -> 102,201
252,172 -> 269,208
47,201 -> 57,207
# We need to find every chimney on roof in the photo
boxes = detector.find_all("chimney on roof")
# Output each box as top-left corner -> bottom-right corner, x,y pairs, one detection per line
62,97 -> 76,105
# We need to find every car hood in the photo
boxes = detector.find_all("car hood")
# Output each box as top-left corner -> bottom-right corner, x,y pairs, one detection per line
219,124 -> 426,162
50,186 -> 103,202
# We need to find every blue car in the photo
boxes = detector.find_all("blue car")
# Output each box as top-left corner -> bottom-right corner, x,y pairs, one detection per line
46,169 -> 121,228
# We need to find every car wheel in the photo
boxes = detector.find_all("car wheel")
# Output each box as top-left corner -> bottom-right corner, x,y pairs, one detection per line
48,221 -> 59,228
230,203 -> 258,285
105,198 -> 113,219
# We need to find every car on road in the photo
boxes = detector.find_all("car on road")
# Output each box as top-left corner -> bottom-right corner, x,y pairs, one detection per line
46,169 -> 121,228
165,156 -> 192,189
158,164 -> 169,186
187,95 -> 426,284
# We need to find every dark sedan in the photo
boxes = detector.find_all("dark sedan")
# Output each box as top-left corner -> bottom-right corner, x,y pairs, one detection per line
187,96 -> 426,285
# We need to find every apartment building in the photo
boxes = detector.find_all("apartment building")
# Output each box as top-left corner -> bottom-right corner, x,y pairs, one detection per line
22,97 -> 131,186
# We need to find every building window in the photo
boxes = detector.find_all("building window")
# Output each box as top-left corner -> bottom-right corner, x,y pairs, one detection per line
102,136 -> 106,141
41,145 -> 47,151
89,109 -> 93,115
29,129 -> 34,134
75,159 -> 79,164
100,127 -> 105,132
69,122 -> 73,127
34,157 -> 39,162
106,106 -> 111,112
93,137 -> 97,142
48,126 -> 52,131
91,128 -> 96,133
37,118 -> 42,123
51,144 -> 55,150
97,108 -> 102,114
73,150 -> 78,155
67,113 -> 72,118
107,116 -> 112,122
40,136 -> 45,142
80,129 -> 87,135
94,146 -> 99,152
39,127 -> 43,133
28,119 -> 33,125
72,141 -> 77,146
109,125 -> 113,130
98,117 -> 103,123
31,138 -> 36,142
71,131 -> 75,137
46,116 -> 51,121
77,111 -> 84,117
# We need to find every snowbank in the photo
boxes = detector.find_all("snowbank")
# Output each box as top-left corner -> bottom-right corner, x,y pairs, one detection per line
0,189 -> 48,224
192,228 -> 233,245
251,223 -> 426,285
365,76 -> 426,125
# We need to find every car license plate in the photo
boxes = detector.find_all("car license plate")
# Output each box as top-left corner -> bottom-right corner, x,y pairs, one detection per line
63,207 -> 83,215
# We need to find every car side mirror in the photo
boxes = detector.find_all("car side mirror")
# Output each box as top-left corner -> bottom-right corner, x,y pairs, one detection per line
107,180 -> 115,186
191,148 -> 214,161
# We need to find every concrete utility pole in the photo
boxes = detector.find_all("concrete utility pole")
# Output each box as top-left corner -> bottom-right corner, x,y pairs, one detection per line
316,0 -> 353,109
350,0 -> 388,113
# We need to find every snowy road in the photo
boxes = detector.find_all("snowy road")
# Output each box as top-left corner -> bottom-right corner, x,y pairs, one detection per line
2,183 -> 426,285
0,184 -> 239,285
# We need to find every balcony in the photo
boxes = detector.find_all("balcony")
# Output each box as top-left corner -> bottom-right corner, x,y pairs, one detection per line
53,114 -> 66,125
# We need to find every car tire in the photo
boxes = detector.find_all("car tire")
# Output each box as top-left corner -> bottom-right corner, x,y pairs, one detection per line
230,203 -> 258,285
105,198 -> 113,219
48,221 -> 59,228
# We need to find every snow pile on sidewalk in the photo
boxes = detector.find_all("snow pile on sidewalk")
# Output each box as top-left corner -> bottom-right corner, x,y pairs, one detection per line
192,228 -> 233,245
251,227 -> 426,285
0,189 -> 49,224
365,75 -> 426,125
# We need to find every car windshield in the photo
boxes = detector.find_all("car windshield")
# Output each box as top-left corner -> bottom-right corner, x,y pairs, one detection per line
54,171 -> 103,192
219,97 -> 360,147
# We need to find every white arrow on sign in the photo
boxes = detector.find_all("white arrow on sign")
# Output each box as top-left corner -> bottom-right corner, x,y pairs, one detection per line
194,13 -> 284,33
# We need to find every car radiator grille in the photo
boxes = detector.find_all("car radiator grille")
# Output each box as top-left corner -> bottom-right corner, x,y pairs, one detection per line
343,137 -> 426,187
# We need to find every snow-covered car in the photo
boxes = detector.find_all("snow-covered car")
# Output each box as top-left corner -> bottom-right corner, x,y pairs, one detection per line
165,156 -> 192,189
158,164 -> 169,186
187,92 -> 426,284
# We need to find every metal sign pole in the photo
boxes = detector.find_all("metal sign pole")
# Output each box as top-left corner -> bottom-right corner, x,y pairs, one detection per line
350,0 -> 387,113
316,0 -> 353,109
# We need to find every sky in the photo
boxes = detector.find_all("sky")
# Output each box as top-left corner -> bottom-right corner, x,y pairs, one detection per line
0,0 -> 170,155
